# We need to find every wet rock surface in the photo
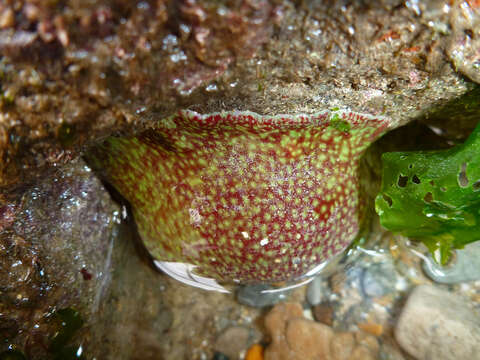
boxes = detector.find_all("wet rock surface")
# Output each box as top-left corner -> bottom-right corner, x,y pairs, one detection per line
395,285 -> 480,360
263,302 -> 380,360
214,326 -> 252,360
447,0 -> 480,83
0,159 -> 173,359
0,0 -> 478,189
423,241 -> 480,284
0,158 -> 120,357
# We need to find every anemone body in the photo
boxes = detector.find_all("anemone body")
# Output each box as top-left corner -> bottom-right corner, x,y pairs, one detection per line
90,110 -> 390,284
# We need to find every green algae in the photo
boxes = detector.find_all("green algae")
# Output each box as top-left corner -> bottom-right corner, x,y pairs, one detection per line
329,113 -> 351,133
376,121 -> 480,264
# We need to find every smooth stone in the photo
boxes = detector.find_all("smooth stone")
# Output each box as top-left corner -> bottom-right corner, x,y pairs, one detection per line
423,241 -> 480,284
264,304 -> 334,360
214,326 -> 250,360
263,303 -> 379,360
395,285 -> 480,360
306,276 -> 327,306
330,332 -> 355,360
306,251 -> 346,306
360,261 -> 397,298
285,318 -> 333,359
236,284 -> 291,308
312,302 -> 334,326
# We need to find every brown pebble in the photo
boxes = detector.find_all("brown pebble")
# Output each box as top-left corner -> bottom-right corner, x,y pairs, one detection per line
286,318 -> 333,359
0,8 -> 14,29
357,322 -> 383,336
350,345 -> 375,360
23,4 -> 39,21
330,332 -> 355,360
355,331 -> 380,354
329,273 -> 346,294
214,326 -> 251,360
263,303 -> 382,360
264,302 -> 334,360
264,302 -> 303,343
312,302 -> 334,326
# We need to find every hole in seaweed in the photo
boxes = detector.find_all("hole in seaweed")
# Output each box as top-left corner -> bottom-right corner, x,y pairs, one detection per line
408,164 -> 413,169
429,180 -> 435,186
424,192 -> 433,203
473,180 -> 480,192
412,175 -> 421,184
397,175 -> 408,188
458,162 -> 469,188
382,194 -> 393,207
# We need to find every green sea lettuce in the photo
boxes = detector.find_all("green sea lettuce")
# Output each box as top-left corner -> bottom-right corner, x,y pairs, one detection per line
375,122 -> 480,264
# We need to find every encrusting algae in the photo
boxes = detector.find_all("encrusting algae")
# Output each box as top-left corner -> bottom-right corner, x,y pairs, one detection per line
87,110 -> 392,288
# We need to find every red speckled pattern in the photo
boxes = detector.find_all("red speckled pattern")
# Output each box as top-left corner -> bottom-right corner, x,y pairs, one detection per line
90,110 -> 390,284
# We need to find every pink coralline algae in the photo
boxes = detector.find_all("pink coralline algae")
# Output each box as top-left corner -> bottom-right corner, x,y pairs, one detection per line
88,110 -> 392,286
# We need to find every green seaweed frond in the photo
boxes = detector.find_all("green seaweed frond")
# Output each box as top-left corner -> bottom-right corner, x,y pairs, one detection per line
376,121 -> 480,265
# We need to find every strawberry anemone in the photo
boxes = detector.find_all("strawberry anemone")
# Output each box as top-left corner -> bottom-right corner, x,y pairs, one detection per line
88,110 -> 392,288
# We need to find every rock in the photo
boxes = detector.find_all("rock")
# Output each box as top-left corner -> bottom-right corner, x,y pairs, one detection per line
395,285 -> 480,360
379,343 -> 406,360
285,318 -> 333,360
264,302 -> 304,343
263,302 -> 380,360
330,332 -> 356,360
447,0 -> 480,83
423,241 -> 480,284
357,322 -> 384,337
0,159 -> 120,357
236,284 -> 291,308
306,275 -> 329,306
361,261 -> 397,298
312,302 -> 334,326
354,331 -> 380,354
264,306 -> 334,360
0,159 -> 177,359
214,326 -> 251,360
350,345 -> 376,360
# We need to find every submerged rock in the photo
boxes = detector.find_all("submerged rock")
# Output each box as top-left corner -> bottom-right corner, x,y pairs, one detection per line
0,159 -> 120,357
263,302 -> 379,360
423,241 -> 480,284
0,159 -> 174,359
395,285 -> 480,360
214,326 -> 251,360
